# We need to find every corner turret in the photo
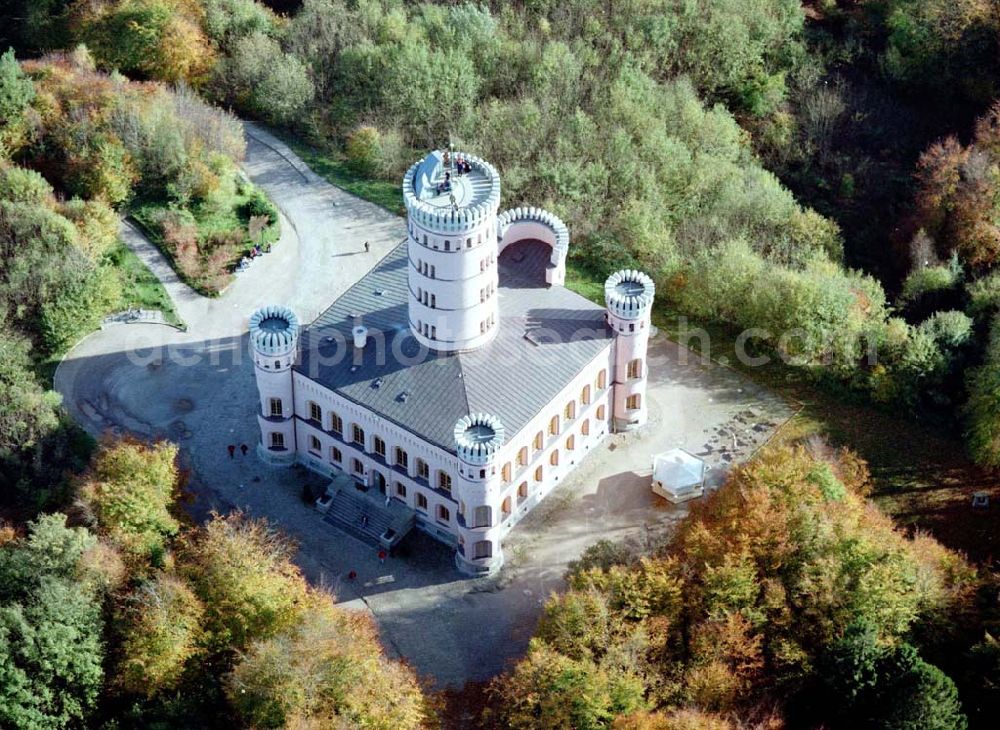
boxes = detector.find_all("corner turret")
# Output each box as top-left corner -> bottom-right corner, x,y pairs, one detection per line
249,305 -> 300,464
605,270 -> 655,432
452,413 -> 506,575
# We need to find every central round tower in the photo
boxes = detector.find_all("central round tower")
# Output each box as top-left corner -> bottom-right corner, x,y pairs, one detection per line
403,151 -> 501,352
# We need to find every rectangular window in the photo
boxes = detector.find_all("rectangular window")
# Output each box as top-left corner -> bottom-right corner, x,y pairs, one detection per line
269,398 -> 282,417
416,459 -> 429,481
330,446 -> 342,463
309,435 -> 321,453
270,432 -> 284,449
627,394 -> 641,410
437,505 -> 450,523
309,402 -> 322,423
438,471 -> 452,492
416,493 -> 428,511
627,359 -> 643,379
474,505 -> 491,528
352,425 -> 365,447
395,447 -> 408,469
329,412 -> 343,435
373,436 -> 386,458
474,540 -> 492,559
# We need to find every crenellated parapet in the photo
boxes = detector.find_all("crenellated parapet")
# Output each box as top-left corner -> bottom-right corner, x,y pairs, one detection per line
249,305 -> 300,357
453,413 -> 505,467
604,269 -> 655,321
497,206 -> 569,259
403,153 -> 501,234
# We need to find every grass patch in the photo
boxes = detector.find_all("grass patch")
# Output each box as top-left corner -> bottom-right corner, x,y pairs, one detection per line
131,172 -> 280,297
106,240 -> 180,326
277,132 -> 404,215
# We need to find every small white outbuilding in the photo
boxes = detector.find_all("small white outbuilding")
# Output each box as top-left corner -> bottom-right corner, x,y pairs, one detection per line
651,448 -> 706,503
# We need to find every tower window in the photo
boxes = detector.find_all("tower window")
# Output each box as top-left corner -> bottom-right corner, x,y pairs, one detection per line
474,506 -> 491,528
474,540 -> 492,559
270,432 -> 284,449
627,394 -> 641,410
274,360 -> 280,369
627,358 -> 643,379
269,398 -> 282,417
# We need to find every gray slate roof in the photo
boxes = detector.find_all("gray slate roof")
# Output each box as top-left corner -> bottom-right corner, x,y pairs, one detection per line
296,240 -> 612,453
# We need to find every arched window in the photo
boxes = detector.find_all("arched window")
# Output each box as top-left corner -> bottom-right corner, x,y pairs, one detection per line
517,446 -> 528,466
549,415 -> 560,436
581,385 -> 591,405
566,435 -> 575,451
534,431 -> 543,452
517,481 -> 529,504
550,450 -> 559,466
597,369 -> 607,389
308,401 -> 321,423
581,419 -> 590,436
627,358 -> 643,379
597,405 -> 606,420
534,465 -> 543,482
501,496 -> 512,519
564,401 -> 575,420
501,462 -> 512,483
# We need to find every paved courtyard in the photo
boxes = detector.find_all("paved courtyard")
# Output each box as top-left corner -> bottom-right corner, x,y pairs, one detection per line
54,125 -> 794,688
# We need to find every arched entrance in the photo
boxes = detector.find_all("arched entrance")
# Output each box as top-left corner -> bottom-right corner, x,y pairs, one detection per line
372,470 -> 386,494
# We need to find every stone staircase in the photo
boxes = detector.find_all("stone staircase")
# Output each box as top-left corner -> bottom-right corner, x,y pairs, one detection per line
319,477 -> 415,549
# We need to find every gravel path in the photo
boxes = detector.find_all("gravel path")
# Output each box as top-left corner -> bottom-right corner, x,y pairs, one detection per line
53,124 -> 794,689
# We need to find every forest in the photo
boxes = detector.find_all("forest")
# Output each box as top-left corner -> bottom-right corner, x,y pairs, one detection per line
2,0 -> 1000,728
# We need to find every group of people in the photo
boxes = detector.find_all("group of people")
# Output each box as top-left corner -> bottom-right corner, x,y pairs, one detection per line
436,151 -> 473,195
227,443 -> 249,458
236,243 -> 269,272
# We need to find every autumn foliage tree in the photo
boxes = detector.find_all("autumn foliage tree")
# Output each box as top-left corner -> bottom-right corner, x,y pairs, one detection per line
488,444 -> 977,727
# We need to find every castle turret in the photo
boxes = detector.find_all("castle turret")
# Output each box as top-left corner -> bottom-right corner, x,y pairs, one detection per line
249,305 -> 300,464
404,151 -> 502,352
605,270 -> 655,432
452,413 -> 505,575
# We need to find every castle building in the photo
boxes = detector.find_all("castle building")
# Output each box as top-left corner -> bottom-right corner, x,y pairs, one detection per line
249,151 -> 654,575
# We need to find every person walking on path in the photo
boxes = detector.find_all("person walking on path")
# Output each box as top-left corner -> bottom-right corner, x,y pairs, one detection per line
364,241 -> 370,253
240,443 -> 248,456
227,444 -> 235,459
378,549 -> 387,565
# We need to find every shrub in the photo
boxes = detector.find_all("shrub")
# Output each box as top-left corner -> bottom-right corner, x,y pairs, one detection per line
901,265 -> 959,303
345,125 -> 382,176
239,190 -> 277,225
0,165 -> 53,203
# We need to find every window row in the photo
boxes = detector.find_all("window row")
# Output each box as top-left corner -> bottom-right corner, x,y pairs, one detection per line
479,313 -> 496,335
415,259 -> 437,278
411,228 -> 491,253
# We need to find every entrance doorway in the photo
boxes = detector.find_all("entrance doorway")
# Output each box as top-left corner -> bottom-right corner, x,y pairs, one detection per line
372,470 -> 386,494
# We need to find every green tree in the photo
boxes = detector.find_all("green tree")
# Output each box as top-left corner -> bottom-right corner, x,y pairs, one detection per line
0,514 -> 106,729
0,48 -> 34,151
77,437 -> 181,561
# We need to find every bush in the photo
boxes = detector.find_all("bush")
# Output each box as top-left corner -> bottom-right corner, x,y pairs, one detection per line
345,125 -> 382,176
901,265 -> 959,303
239,190 -> 277,225
0,165 -> 53,203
